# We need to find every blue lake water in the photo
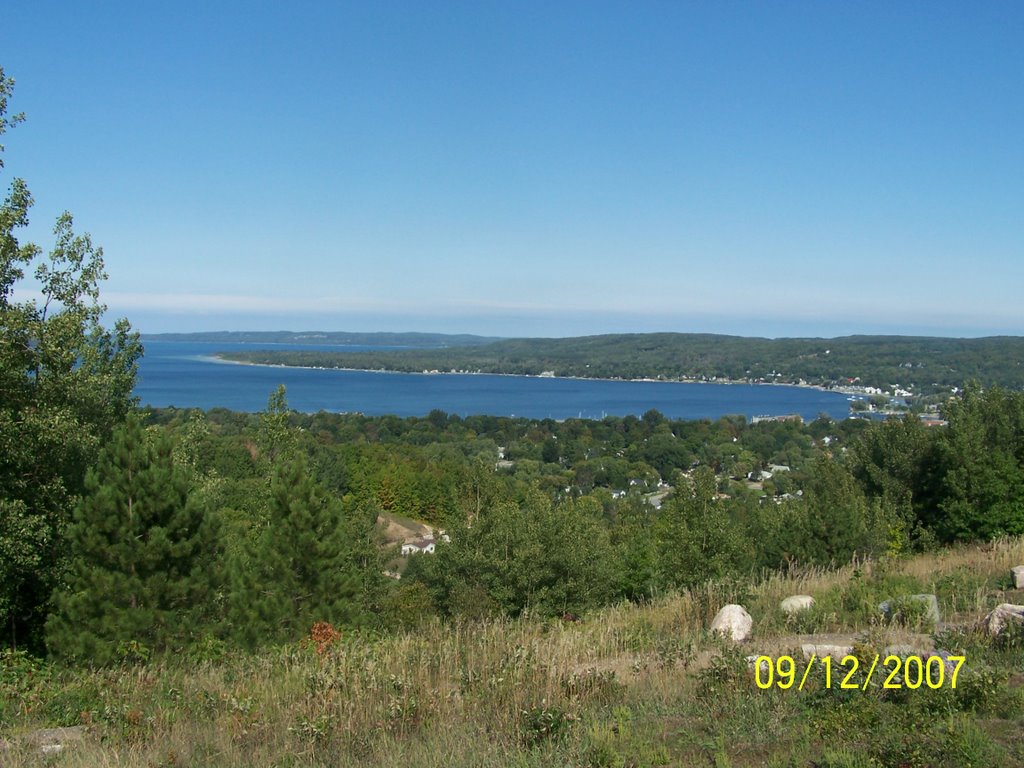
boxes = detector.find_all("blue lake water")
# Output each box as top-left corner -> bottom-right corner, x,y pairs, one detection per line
135,340 -> 853,421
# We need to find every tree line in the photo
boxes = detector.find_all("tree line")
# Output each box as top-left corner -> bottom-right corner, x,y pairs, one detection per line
9,377 -> 1024,663
217,332 -> 1024,396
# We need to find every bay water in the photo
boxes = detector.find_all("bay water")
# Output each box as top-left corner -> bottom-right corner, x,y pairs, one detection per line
135,340 -> 852,421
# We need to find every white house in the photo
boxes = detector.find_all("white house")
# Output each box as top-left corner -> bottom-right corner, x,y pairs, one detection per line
401,536 -> 437,556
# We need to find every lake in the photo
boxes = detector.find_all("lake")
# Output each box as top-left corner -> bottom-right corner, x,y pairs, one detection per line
135,340 -> 853,421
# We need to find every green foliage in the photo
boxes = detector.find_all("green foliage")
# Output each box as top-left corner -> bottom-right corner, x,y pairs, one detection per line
610,497 -> 658,601
0,68 -> 142,650
45,416 -> 221,664
228,453 -> 383,647
520,702 -> 575,746
217,333 -> 1024,395
382,580 -> 436,630
933,384 -> 1024,541
757,458 -> 893,568
848,414 -> 938,549
422,492 -> 618,619
654,467 -> 751,588
256,383 -> 296,464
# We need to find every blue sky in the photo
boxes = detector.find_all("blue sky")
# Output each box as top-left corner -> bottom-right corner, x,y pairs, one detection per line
2,2 -> 1022,338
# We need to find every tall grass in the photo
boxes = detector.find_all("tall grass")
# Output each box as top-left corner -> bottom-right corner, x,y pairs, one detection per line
2,537 -> 1023,767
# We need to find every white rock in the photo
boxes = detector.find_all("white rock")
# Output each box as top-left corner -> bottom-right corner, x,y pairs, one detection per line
710,604 -> 753,642
980,603 -> 1024,636
801,643 -> 854,660
746,655 -> 771,674
1012,566 -> 1024,589
780,595 -> 815,614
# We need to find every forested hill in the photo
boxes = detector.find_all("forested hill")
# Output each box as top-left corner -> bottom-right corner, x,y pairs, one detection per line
216,333 -> 1024,396
142,330 -> 500,347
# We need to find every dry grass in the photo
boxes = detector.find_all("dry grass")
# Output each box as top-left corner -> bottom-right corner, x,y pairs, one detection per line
3,537 -> 1023,767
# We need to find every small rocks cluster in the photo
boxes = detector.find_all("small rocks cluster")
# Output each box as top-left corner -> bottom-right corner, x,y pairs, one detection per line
712,593 -> 817,644
982,565 -> 1024,635
713,565 -> 1024,657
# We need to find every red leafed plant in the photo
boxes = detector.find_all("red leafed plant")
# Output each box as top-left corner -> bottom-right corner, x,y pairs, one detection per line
308,621 -> 342,655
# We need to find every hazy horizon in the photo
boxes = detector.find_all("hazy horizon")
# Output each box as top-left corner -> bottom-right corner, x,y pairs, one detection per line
136,321 -> 1022,342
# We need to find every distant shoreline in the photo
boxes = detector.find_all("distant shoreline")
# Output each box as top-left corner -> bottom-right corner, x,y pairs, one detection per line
206,353 -> 862,398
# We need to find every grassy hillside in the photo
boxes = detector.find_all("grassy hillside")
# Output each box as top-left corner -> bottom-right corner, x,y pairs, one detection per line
3,538 -> 1023,767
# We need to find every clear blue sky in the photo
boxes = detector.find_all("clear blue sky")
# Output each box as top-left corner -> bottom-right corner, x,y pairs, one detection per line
3,2 -> 1022,338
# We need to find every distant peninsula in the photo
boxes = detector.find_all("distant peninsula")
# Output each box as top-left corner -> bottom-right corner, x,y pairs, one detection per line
209,332 -> 1024,399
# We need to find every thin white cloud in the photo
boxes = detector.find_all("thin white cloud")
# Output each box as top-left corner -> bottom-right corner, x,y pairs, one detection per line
106,292 -> 405,315
100,291 -> 1022,334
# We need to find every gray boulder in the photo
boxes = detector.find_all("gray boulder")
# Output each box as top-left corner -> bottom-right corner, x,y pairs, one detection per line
879,594 -> 940,625
780,595 -> 815,614
710,604 -> 753,642
801,643 -> 854,660
980,603 -> 1024,636
1012,566 -> 1024,589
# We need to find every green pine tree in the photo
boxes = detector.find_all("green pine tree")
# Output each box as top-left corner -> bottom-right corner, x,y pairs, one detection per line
229,454 -> 378,648
421,491 -> 616,620
45,415 -> 221,664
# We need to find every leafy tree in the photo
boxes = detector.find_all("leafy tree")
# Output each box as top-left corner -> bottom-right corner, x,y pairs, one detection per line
848,414 -> 938,548
933,385 -> 1024,541
257,384 -> 296,463
654,466 -> 750,588
760,457 -> 893,567
0,68 -> 142,650
45,416 -> 220,663
641,429 -> 692,480
610,496 -> 658,601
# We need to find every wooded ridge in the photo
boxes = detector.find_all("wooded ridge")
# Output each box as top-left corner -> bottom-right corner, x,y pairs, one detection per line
215,333 -> 1024,396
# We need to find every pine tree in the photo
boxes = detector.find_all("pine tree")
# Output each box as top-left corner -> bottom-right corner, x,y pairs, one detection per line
229,454 -> 377,648
421,491 -> 616,619
46,416 -> 220,663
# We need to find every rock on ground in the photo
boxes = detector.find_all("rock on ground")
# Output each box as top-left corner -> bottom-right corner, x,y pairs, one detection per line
1012,566 -> 1024,589
710,604 -> 753,642
879,594 -> 940,625
780,595 -> 815,614
801,643 -> 854,660
980,603 -> 1024,636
